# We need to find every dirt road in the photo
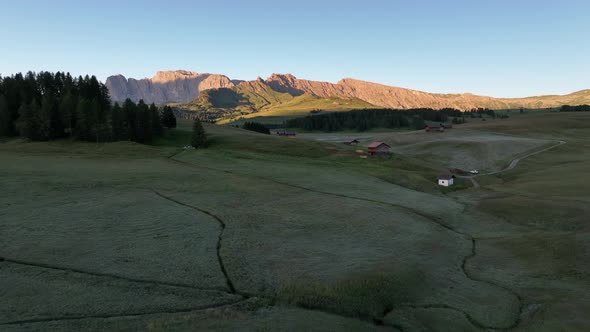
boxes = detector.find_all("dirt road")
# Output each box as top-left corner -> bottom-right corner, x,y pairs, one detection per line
461,140 -> 565,188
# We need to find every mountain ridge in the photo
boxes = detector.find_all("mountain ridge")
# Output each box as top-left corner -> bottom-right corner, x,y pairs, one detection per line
106,71 -> 590,111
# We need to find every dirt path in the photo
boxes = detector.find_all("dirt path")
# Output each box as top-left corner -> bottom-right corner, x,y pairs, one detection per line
484,140 -> 566,176
460,140 -> 566,188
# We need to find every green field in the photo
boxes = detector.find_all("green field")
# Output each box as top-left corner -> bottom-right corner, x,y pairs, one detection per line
1,112 -> 589,331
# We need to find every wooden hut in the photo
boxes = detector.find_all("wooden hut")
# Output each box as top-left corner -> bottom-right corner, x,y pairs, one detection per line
367,142 -> 391,155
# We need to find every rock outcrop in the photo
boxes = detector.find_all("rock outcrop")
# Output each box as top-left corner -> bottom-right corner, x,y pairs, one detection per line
106,70 -> 235,104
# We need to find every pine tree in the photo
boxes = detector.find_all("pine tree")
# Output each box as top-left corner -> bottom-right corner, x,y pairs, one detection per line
90,98 -> 102,142
161,106 -> 176,128
74,98 -> 91,140
122,99 -> 137,141
149,103 -> 163,137
17,102 -> 34,139
38,95 -> 53,140
0,94 -> 10,136
59,91 -> 76,138
17,100 -> 44,140
191,117 -> 207,148
135,100 -> 151,143
111,102 -> 126,140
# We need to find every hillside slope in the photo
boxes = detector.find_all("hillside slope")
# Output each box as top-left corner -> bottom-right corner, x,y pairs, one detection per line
265,74 -> 590,110
176,77 -> 378,121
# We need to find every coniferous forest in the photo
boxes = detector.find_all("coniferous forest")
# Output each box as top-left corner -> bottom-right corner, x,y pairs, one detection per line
286,108 -> 464,132
0,72 -> 167,143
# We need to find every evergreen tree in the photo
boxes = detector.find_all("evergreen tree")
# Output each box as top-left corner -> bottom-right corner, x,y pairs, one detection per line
191,117 -> 207,148
1,71 -> 163,143
149,103 -> 163,137
90,98 -> 102,142
39,95 -> 54,140
59,91 -> 76,138
122,98 -> 137,141
161,106 -> 176,128
17,100 -> 45,140
74,98 -> 91,140
412,116 -> 426,130
16,102 -> 34,139
111,102 -> 126,140
135,100 -> 151,143
242,121 -> 270,134
0,94 -> 10,136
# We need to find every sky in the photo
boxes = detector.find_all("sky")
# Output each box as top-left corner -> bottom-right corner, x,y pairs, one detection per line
1,0 -> 589,97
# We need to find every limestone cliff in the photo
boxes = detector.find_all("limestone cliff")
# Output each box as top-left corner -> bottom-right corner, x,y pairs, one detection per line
106,70 -> 235,104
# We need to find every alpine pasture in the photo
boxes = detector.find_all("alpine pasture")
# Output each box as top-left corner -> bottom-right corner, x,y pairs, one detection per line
1,112 -> 589,331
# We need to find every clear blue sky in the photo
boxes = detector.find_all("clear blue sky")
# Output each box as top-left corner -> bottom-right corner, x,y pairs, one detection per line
2,0 -> 589,97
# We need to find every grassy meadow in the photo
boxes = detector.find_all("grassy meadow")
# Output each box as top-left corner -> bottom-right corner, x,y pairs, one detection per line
1,112 -> 589,331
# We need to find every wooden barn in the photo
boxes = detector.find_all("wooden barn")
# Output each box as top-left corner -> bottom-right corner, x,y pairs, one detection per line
344,139 -> 359,145
367,141 -> 391,155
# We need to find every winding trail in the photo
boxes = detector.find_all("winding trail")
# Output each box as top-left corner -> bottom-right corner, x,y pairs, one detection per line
484,140 -> 566,176
460,139 -> 566,188
165,153 -> 523,330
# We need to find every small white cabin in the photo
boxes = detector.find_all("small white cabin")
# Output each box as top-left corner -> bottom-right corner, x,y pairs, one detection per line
438,175 -> 455,187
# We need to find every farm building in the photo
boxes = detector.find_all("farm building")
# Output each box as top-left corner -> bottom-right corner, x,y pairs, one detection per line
438,175 -> 455,187
277,130 -> 296,137
344,139 -> 359,145
367,142 -> 391,155
425,123 -> 452,133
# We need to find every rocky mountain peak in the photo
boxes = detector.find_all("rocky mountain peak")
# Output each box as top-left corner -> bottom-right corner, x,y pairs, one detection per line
106,70 -> 236,104
151,70 -> 202,83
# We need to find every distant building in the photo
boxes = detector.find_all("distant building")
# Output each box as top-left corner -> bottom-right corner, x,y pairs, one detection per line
277,130 -> 296,137
344,139 -> 360,145
367,142 -> 391,155
438,175 -> 455,187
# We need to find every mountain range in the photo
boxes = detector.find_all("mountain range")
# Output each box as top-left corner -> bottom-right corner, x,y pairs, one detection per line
106,70 -> 590,115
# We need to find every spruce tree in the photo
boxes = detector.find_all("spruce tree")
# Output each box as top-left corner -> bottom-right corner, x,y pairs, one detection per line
149,103 -> 163,136
17,102 -> 34,139
0,94 -> 10,136
38,95 -> 53,140
161,106 -> 176,128
59,92 -> 76,138
122,99 -> 137,141
191,117 -> 207,148
90,98 -> 102,142
111,102 -> 126,140
135,100 -> 151,143
74,98 -> 90,140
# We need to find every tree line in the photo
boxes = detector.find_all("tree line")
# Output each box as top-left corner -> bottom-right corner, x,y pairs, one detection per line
0,72 -> 176,143
285,108 -> 464,132
560,105 -> 590,112
242,121 -> 270,134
